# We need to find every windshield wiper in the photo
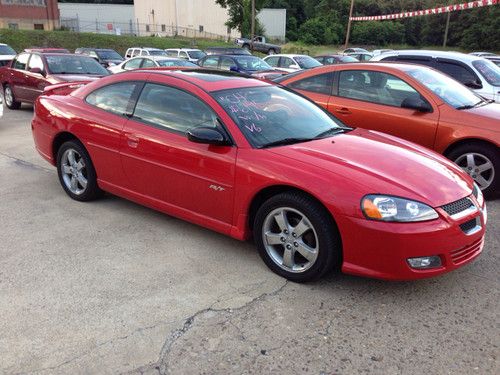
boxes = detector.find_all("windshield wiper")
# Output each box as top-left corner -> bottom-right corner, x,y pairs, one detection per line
259,137 -> 313,149
314,127 -> 350,139
456,101 -> 484,110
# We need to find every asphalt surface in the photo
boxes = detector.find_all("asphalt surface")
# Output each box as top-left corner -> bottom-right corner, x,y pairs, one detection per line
0,105 -> 498,375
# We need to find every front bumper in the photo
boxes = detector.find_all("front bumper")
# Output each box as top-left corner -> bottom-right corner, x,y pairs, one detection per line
335,197 -> 486,280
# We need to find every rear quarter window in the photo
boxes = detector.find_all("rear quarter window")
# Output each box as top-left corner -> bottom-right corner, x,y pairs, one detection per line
86,82 -> 138,116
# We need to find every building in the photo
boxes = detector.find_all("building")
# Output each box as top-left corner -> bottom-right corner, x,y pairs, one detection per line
257,9 -> 286,42
0,0 -> 59,31
134,0 -> 239,39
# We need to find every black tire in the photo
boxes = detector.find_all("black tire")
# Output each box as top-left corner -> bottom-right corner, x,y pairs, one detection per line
268,48 -> 276,55
56,140 -> 103,202
253,192 -> 341,282
4,84 -> 21,110
447,142 -> 499,200
242,44 -> 250,51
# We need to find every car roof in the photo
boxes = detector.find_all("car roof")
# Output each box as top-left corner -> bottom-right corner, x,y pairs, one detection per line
264,54 -> 310,58
166,48 -> 201,51
374,49 -> 482,62
141,56 -> 183,61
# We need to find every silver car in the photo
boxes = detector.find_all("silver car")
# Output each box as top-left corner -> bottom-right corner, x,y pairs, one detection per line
372,50 -> 500,102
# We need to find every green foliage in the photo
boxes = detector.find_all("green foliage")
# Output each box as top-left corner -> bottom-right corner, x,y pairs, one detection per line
351,21 -> 405,45
216,0 -> 266,36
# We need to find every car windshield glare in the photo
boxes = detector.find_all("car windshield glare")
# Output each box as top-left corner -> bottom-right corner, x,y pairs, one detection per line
187,50 -> 206,59
295,56 -> 323,69
407,67 -> 483,109
46,55 -> 109,75
214,86 -> 346,148
0,45 -> 16,55
471,59 -> 500,86
97,50 -> 123,60
233,56 -> 272,71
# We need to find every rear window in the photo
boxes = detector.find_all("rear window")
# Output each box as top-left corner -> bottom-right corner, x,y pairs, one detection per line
295,56 -> 322,69
46,55 -> 109,75
0,45 -> 16,55
472,59 -> 500,86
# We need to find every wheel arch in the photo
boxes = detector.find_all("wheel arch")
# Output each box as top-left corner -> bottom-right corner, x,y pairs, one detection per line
52,131 -> 81,161
443,138 -> 499,157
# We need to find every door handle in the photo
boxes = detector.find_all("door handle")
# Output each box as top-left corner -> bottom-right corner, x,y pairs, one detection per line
335,107 -> 351,115
126,134 -> 139,148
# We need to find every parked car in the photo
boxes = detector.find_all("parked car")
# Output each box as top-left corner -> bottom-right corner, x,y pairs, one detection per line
75,48 -> 124,68
165,48 -> 206,62
346,52 -> 373,61
263,54 -> 322,73
0,55 -> 13,67
371,50 -> 500,102
276,63 -> 500,198
342,48 -> 368,54
314,55 -> 358,65
205,47 -> 251,56
469,52 -> 496,57
109,56 -> 198,73
234,36 -> 281,55
24,48 -> 70,53
197,54 -> 287,79
485,55 -> 500,68
32,69 -> 485,282
0,51 -> 109,109
0,93 -> 3,118
372,49 -> 394,56
125,47 -> 167,59
0,43 -> 16,62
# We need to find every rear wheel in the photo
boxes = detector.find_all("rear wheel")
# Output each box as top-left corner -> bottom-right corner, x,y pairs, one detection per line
254,192 -> 341,282
268,48 -> 276,55
447,143 -> 499,199
4,85 -> 21,110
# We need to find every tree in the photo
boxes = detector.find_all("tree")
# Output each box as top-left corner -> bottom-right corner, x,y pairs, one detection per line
216,0 -> 266,36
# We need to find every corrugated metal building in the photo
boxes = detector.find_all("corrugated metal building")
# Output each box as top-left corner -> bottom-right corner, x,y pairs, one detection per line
257,8 -> 286,42
0,0 -> 59,30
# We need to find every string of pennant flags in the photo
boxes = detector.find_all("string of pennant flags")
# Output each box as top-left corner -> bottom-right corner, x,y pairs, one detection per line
350,0 -> 498,21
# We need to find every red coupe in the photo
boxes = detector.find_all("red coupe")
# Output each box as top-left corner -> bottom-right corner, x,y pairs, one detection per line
31,69 -> 486,282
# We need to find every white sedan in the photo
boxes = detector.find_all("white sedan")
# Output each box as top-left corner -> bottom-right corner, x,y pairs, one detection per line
262,54 -> 322,73
109,56 -> 198,73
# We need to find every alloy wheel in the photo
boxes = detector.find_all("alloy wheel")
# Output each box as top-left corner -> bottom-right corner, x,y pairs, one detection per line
455,152 -> 495,190
61,148 -> 88,195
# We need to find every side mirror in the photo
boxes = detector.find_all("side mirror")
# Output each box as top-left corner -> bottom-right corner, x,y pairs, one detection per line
229,66 -> 239,72
187,127 -> 230,146
29,67 -> 43,75
464,80 -> 482,89
289,64 -> 300,69
401,97 -> 432,113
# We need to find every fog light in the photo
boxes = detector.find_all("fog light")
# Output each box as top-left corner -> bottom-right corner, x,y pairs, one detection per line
407,256 -> 442,269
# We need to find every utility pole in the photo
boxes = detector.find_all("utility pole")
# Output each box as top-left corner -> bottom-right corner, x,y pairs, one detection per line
443,11 -> 451,47
251,0 -> 256,50
344,0 -> 355,50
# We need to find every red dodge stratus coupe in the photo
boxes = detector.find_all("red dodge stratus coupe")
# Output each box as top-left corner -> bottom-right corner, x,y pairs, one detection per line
31,69 -> 487,282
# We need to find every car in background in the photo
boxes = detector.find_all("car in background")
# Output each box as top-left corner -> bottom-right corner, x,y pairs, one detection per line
485,55 -> 500,68
31,69 -> 485,282
470,52 -> 496,57
75,48 -> 124,68
234,36 -> 281,55
197,54 -> 287,79
371,50 -> 500,102
372,49 -> 394,56
205,47 -> 251,56
0,55 -> 14,68
314,54 -> 358,65
24,48 -> 70,54
276,63 -> 500,198
125,47 -> 167,59
0,93 -> 3,118
0,43 -> 16,61
109,56 -> 197,73
263,54 -> 322,73
346,52 -> 373,62
165,48 -> 206,62
0,51 -> 109,109
342,48 -> 368,54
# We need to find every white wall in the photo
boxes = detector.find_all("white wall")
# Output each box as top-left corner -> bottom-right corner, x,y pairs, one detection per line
257,8 -> 286,41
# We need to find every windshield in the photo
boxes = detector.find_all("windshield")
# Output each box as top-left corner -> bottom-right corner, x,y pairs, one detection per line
0,45 -> 16,55
472,59 -> 500,86
295,56 -> 322,69
96,50 -> 123,60
340,56 -> 358,63
149,50 -> 167,56
46,55 -> 109,75
234,56 -> 272,71
214,86 -> 347,148
406,67 -> 484,109
187,50 -> 206,59
157,59 -> 198,67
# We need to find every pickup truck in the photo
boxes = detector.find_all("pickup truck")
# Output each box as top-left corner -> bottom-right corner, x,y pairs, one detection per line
234,36 -> 281,55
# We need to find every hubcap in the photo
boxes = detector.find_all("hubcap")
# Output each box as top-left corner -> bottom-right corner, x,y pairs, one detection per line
262,207 -> 319,273
5,87 -> 13,107
455,153 -> 495,190
61,149 -> 87,195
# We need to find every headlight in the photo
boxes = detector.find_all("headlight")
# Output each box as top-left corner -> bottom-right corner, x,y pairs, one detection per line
361,195 -> 438,222
472,183 -> 484,207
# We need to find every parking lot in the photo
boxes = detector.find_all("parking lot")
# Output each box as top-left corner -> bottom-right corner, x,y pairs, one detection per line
0,106 -> 499,374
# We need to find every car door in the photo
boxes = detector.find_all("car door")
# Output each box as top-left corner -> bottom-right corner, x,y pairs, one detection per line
122,58 -> 144,71
200,55 -> 219,69
140,58 -> 156,68
264,56 -> 279,68
279,57 -> 297,72
120,80 -> 237,226
24,53 -> 48,102
328,69 -> 439,148
219,56 -> 235,71
287,72 -> 334,109
9,53 -> 30,101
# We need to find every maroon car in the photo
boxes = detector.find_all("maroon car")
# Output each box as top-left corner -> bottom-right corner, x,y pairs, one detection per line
0,51 -> 109,109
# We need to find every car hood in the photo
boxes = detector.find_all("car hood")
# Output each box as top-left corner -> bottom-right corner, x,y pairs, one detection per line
268,129 -> 472,207
49,74 -> 105,83
460,102 -> 500,132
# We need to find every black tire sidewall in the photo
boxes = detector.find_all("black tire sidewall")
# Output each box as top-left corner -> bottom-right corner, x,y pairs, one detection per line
253,192 -> 341,282
56,140 -> 101,201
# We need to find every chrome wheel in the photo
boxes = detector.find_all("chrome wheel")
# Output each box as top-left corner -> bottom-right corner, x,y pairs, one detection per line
4,86 -> 13,107
61,148 -> 88,195
262,207 -> 319,273
455,152 -> 495,190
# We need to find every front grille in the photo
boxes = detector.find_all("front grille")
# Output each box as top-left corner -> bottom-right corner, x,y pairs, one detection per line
460,218 -> 478,233
440,197 -> 474,217
450,238 -> 483,264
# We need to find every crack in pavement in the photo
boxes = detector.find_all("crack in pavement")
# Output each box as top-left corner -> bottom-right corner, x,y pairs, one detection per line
0,151 -> 53,173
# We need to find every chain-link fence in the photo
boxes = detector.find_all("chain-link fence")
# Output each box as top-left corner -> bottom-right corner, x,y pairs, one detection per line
60,17 -> 229,41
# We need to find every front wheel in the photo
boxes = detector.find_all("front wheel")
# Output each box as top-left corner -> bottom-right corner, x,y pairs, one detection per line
4,85 -> 21,110
448,143 -> 499,199
253,192 -> 341,282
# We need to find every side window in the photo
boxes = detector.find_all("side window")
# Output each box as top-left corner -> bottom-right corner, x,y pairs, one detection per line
265,56 -> 279,67
140,50 -> 148,56
124,58 -> 143,70
288,73 -> 333,95
180,51 -> 189,59
435,61 -> 478,85
28,54 -> 44,71
132,49 -> 141,57
338,70 -> 418,107
280,57 -> 294,68
166,50 -> 178,57
201,56 -> 219,68
13,53 -> 30,70
133,83 -> 218,134
141,59 -> 156,68
220,57 -> 235,70
325,57 -> 335,65
86,82 -> 138,115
